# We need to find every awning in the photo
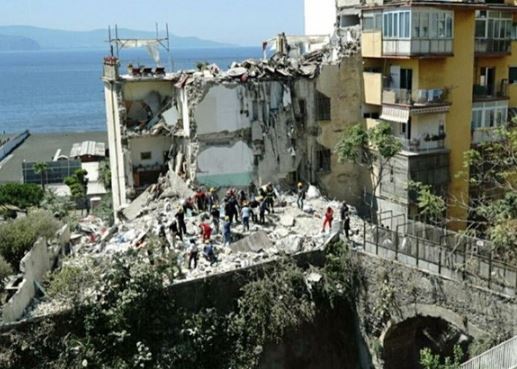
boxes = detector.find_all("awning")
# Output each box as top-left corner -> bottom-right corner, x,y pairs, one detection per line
380,106 -> 410,123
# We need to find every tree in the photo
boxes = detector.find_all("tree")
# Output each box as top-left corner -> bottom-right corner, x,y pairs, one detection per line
0,210 -> 61,269
32,162 -> 49,190
420,346 -> 463,369
335,122 -> 402,217
99,160 -> 111,190
0,183 -> 44,209
409,181 -> 447,225
64,168 -> 89,209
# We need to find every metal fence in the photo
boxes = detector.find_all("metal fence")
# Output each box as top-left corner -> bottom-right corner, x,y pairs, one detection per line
358,220 -> 517,297
460,335 -> 517,369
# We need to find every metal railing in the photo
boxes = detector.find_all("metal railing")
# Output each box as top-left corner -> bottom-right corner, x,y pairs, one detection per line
357,220 -> 517,297
397,137 -> 446,152
475,38 -> 511,54
382,88 -> 448,106
460,335 -> 517,369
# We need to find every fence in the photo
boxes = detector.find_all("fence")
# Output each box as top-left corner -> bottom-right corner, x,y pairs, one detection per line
22,160 -> 81,185
460,335 -> 517,369
359,220 -> 517,297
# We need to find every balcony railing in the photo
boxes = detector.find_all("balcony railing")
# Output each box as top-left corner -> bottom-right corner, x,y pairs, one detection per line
471,128 -> 504,145
473,84 -> 508,101
383,88 -> 448,106
475,39 -> 511,54
397,136 -> 446,153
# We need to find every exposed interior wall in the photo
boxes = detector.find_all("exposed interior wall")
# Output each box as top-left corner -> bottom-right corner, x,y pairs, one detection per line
315,56 -> 367,206
128,135 -> 173,168
122,80 -> 174,101
191,81 -> 306,188
411,113 -> 446,139
304,0 -> 337,36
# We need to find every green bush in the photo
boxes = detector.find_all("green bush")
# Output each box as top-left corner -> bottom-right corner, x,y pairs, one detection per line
0,210 -> 61,270
0,255 -> 13,288
0,183 -> 44,209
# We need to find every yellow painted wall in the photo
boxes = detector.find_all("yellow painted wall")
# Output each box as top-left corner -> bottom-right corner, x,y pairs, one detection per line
439,9 -> 475,229
475,41 -> 517,106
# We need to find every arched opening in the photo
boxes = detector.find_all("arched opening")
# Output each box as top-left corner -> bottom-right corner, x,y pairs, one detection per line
383,316 -> 471,369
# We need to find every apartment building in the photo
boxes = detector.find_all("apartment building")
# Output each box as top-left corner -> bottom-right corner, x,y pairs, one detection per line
306,0 -> 517,228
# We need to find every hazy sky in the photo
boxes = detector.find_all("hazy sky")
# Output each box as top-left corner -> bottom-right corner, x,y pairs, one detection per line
0,0 -> 305,46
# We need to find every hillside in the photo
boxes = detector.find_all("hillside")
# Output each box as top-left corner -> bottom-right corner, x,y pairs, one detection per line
0,26 -> 234,50
0,34 -> 40,51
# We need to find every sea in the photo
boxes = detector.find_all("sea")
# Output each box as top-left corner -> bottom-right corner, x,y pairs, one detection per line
0,47 -> 261,134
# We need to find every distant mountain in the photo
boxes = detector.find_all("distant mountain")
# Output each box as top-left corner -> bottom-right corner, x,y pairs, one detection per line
0,26 -> 234,50
0,34 -> 40,51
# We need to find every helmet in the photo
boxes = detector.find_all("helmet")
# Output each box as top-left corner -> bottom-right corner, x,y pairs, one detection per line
298,182 -> 303,188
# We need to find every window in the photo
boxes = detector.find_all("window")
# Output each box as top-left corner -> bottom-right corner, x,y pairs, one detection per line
475,10 -> 512,40
509,67 -> 517,84
472,101 -> 508,131
315,92 -> 331,121
140,152 -> 152,160
383,10 -> 411,39
410,9 -> 452,40
317,148 -> 332,172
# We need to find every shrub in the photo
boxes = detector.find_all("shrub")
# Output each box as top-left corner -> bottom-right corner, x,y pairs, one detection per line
0,210 -> 61,270
0,255 -> 13,288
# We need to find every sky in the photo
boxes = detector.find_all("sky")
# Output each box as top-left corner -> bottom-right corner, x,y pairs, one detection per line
0,0 -> 305,46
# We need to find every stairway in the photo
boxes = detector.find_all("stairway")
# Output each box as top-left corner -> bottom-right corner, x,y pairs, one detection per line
460,336 -> 517,369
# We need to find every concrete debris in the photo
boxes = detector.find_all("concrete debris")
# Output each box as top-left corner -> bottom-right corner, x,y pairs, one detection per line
280,214 -> 295,227
231,231 -> 273,253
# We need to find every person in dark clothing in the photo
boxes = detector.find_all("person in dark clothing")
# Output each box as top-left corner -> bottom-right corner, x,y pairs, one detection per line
340,202 -> 349,221
169,219 -> 180,248
188,239 -> 199,269
203,240 -> 218,265
344,215 -> 351,239
248,181 -> 257,198
175,208 -> 187,239
238,189 -> 247,206
182,197 -> 195,214
225,197 -> 239,224
249,199 -> 259,223
157,220 -> 168,254
194,188 -> 207,211
259,198 -> 268,224
223,217 -> 232,246
210,205 -> 220,234
265,184 -> 276,213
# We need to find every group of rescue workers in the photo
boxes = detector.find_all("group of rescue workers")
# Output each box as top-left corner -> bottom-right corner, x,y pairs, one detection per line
148,182 -> 353,270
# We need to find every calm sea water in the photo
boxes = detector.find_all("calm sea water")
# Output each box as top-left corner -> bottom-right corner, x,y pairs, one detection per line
0,47 -> 261,134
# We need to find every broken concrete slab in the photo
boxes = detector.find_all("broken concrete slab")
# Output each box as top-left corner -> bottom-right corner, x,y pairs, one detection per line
231,231 -> 273,253
121,188 -> 152,222
280,215 -> 295,227
162,170 -> 195,199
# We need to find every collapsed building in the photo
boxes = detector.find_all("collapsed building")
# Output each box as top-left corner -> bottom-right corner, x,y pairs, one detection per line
103,31 -> 366,222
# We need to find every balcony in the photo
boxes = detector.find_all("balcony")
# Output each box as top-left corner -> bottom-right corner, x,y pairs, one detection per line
383,39 -> 453,57
473,84 -> 509,102
397,136 -> 446,153
471,128 -> 504,144
475,39 -> 511,56
382,88 -> 449,107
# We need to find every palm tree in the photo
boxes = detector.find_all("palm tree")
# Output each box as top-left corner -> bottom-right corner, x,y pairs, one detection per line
33,162 -> 49,190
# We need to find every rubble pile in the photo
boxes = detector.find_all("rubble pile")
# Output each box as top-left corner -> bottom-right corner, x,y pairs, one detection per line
25,173 -> 364,319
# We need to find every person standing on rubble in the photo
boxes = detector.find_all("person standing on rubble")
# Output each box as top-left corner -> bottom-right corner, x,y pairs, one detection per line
194,188 -> 207,211
265,184 -> 276,213
206,188 -> 218,212
183,197 -> 195,215
344,215 -> 351,239
248,181 -> 257,199
175,208 -> 187,239
203,240 -> 218,265
199,221 -> 213,242
188,238 -> 199,269
223,216 -> 232,246
157,219 -> 169,255
210,204 -> 220,234
259,197 -> 268,224
225,196 -> 239,224
169,219 -> 180,248
241,202 -> 251,232
238,189 -> 247,207
322,207 -> 334,233
296,182 -> 306,210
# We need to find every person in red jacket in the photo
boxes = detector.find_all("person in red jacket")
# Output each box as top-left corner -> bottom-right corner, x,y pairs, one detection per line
199,222 -> 213,242
322,207 -> 334,232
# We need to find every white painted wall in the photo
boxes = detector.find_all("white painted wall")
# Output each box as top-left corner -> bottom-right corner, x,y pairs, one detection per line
304,0 -> 337,36
194,85 -> 253,135
128,135 -> 173,168
104,81 -> 127,220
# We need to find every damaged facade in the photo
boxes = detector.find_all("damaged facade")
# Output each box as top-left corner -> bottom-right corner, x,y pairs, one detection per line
103,32 -> 365,220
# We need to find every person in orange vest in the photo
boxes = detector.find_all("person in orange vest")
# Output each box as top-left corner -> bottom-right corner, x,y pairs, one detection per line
322,207 -> 334,233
